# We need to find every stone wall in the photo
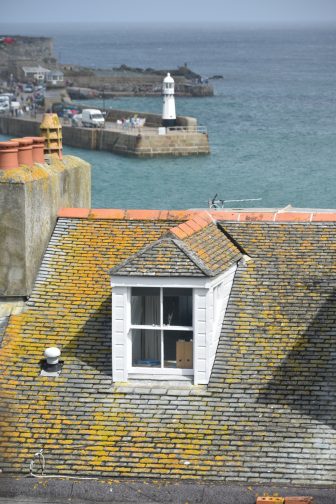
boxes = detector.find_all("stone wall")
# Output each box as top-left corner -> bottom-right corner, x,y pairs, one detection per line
135,131 -> 210,157
0,155 -> 91,297
0,117 -> 40,137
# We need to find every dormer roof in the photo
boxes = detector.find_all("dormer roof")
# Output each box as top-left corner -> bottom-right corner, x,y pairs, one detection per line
109,213 -> 243,277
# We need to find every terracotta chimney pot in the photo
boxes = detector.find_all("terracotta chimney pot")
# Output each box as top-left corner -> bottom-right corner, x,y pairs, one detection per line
10,138 -> 33,167
0,141 -> 19,170
24,136 -> 46,163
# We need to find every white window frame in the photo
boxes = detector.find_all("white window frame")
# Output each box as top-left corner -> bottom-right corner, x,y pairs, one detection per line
128,287 -> 194,376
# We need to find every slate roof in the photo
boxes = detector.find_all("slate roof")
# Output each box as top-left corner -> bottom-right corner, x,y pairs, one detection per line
110,238 -> 208,276
110,213 -> 242,277
0,210 -> 336,485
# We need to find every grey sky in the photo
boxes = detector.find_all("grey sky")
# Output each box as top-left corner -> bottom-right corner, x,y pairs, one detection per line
2,0 -> 336,24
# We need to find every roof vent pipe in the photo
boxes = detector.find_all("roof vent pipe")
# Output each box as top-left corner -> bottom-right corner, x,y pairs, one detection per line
42,347 -> 62,374
45,347 -> 61,365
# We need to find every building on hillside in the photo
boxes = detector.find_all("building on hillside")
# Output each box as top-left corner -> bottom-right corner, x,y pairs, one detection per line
46,69 -> 64,87
20,66 -> 64,85
21,65 -> 51,82
0,186 -> 335,485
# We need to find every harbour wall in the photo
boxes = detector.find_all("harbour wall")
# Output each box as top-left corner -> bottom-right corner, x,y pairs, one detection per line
0,116 -> 210,157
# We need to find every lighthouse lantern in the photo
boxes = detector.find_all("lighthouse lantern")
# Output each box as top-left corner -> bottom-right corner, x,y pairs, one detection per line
162,73 -> 176,127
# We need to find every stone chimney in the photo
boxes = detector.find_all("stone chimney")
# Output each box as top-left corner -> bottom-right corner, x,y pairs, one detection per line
0,121 -> 91,298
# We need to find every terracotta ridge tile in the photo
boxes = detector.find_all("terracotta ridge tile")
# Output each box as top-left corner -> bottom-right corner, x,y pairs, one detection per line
274,212 -> 311,222
311,212 -> 336,221
125,209 -> 162,220
89,209 -> 126,219
170,211 -> 215,239
211,210 -> 336,222
57,208 -> 336,222
57,208 -> 90,218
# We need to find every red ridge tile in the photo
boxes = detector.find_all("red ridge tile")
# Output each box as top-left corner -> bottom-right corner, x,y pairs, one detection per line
158,210 -> 170,220
275,212 -> 311,222
186,219 -> 203,232
209,211 -> 240,221
57,208 -> 336,223
57,208 -> 90,218
240,212 -> 276,222
178,222 -> 195,236
167,210 -> 193,220
89,209 -> 126,219
171,226 -> 188,239
311,212 -> 336,222
125,209 -> 162,220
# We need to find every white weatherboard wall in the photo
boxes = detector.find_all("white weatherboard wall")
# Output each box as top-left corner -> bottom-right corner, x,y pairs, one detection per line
193,288 -> 207,384
111,286 -> 128,382
208,265 -> 237,380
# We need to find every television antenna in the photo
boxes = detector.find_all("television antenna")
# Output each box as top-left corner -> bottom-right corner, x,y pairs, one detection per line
208,194 -> 262,209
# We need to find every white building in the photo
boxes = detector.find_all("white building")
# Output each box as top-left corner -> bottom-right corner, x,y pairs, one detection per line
46,70 -> 64,86
22,65 -> 50,82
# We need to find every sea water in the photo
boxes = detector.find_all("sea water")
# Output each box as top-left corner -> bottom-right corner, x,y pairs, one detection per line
1,23 -> 336,209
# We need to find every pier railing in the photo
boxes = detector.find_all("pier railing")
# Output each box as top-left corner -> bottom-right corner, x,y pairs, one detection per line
108,124 -> 208,135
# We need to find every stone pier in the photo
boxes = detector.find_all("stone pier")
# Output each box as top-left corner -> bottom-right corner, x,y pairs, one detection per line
0,115 -> 210,157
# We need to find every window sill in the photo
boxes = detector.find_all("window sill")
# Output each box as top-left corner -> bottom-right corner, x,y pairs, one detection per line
128,367 -> 193,377
111,378 -> 209,397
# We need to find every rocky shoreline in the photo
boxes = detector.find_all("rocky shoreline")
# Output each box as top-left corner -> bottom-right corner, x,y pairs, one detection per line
63,63 -> 214,98
0,35 -> 214,98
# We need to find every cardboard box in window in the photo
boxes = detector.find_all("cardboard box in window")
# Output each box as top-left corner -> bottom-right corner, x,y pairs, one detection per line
176,340 -> 193,369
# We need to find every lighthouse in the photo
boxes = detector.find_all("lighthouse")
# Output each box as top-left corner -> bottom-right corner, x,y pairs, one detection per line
162,73 -> 176,127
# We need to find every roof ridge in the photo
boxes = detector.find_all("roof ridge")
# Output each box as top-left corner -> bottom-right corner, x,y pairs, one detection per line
57,208 -> 336,222
169,211 -> 215,239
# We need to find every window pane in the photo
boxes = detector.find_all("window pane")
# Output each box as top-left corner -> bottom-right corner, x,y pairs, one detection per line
132,329 -> 161,367
163,288 -> 192,326
164,331 -> 193,369
131,287 -> 160,325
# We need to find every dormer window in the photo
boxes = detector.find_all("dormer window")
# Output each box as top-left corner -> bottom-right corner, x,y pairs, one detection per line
110,213 -> 246,385
131,287 -> 193,371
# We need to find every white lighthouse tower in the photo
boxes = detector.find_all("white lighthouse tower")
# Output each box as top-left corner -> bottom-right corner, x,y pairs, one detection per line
162,73 -> 176,127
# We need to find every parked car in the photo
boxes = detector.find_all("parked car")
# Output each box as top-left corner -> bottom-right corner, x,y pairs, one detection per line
23,84 -> 34,93
81,108 -> 105,128
51,102 -> 80,118
0,95 -> 10,113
